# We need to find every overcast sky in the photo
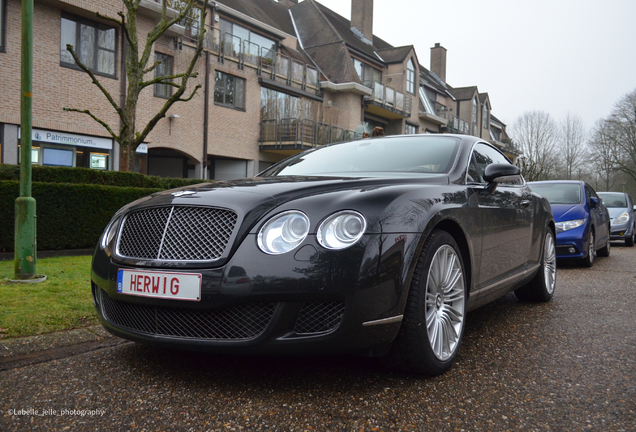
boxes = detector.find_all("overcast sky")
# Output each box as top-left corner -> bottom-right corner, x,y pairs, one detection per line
312,0 -> 636,132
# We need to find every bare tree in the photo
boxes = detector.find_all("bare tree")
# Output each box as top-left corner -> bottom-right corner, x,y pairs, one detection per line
588,119 -> 620,191
63,0 -> 208,172
606,89 -> 636,184
509,111 -> 560,181
558,112 -> 587,180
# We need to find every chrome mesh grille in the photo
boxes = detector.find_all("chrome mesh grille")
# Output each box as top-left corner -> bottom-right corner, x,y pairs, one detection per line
294,302 -> 345,335
100,289 -> 276,340
117,206 -> 238,261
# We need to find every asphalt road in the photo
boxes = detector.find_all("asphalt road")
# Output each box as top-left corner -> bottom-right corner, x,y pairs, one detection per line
2,245 -> 635,431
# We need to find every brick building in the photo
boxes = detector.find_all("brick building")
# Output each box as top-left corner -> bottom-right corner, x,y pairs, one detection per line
0,0 -> 516,180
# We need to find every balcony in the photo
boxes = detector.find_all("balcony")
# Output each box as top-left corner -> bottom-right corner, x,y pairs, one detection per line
444,114 -> 474,136
260,118 -> 361,154
418,88 -> 448,126
203,27 -> 320,97
363,81 -> 412,119
138,0 -> 185,37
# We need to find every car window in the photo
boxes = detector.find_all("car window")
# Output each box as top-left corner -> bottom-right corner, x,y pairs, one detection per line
467,143 -> 522,185
262,136 -> 461,177
530,183 -> 582,204
598,192 -> 627,208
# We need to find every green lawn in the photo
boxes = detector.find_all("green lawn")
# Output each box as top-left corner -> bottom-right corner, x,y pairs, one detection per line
0,255 -> 99,339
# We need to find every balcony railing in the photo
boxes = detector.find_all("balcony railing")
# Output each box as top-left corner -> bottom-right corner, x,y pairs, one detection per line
445,114 -> 473,135
260,118 -> 361,150
364,81 -> 412,117
203,27 -> 320,94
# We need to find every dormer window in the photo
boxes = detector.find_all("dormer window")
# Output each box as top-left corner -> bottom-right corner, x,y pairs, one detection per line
483,104 -> 489,129
406,59 -> 415,94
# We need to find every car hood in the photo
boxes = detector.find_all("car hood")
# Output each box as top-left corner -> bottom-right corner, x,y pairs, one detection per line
550,203 -> 586,222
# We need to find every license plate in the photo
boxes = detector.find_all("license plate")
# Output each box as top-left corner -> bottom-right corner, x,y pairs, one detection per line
117,269 -> 202,301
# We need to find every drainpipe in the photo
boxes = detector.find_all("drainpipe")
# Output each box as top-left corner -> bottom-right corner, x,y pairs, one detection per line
118,20 -> 127,172
202,50 -> 210,180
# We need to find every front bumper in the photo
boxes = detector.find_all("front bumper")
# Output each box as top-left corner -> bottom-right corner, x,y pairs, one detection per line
555,225 -> 587,259
91,233 -> 415,356
609,222 -> 634,240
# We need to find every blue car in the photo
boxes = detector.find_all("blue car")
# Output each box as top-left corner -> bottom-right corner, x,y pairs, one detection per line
597,192 -> 635,247
529,181 -> 611,267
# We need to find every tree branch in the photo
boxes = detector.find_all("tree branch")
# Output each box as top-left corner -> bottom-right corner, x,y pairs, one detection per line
63,108 -> 119,141
65,44 -> 125,123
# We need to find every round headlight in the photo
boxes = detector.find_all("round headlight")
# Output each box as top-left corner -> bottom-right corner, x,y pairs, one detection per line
257,211 -> 310,255
317,211 -> 366,250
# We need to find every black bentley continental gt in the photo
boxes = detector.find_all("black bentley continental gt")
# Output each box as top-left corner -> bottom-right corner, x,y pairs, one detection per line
91,134 -> 556,375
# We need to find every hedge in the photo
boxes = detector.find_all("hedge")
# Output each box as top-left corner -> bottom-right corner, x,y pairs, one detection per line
1,180 -> 163,252
0,164 -> 207,189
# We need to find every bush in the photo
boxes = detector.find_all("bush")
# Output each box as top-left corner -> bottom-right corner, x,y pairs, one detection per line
1,180 -> 163,252
0,164 -> 207,189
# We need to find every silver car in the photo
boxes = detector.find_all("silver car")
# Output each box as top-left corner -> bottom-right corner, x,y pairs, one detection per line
598,192 -> 635,247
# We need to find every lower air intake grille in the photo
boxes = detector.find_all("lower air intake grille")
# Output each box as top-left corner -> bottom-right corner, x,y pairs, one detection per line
294,302 -> 345,335
100,289 -> 276,340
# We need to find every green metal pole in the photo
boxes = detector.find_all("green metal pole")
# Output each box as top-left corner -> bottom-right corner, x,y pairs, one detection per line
14,0 -> 37,279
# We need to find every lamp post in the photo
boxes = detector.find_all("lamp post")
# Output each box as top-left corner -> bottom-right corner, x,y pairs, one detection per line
13,0 -> 43,282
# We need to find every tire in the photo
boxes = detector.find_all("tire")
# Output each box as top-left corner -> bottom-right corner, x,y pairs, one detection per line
579,229 -> 595,268
597,230 -> 611,257
515,230 -> 557,302
382,230 -> 467,375
626,235 -> 634,247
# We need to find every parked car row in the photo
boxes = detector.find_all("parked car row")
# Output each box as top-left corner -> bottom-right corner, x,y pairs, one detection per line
528,181 -> 635,268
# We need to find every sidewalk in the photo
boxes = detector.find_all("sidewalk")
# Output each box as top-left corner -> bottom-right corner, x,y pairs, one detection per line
0,325 -> 128,371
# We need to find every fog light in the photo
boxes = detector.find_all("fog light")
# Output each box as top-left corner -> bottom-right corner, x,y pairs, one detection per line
568,247 -> 576,254
619,232 -> 625,236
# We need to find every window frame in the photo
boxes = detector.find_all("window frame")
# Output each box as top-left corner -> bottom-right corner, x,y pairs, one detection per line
472,98 -> 478,125
153,52 -> 174,99
483,104 -> 489,129
405,123 -> 418,134
214,70 -> 246,110
351,57 -> 382,88
60,13 -> 118,79
406,59 -> 416,94
0,0 -> 6,53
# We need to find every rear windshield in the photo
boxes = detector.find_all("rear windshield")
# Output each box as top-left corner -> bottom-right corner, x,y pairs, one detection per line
597,193 -> 627,208
530,183 -> 581,205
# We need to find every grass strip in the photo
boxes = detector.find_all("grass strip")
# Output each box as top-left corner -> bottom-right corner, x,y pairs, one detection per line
0,255 -> 98,339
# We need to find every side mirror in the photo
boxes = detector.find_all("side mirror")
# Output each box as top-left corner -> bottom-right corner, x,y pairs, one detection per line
483,163 -> 521,183
590,197 -> 601,208
482,164 -> 521,195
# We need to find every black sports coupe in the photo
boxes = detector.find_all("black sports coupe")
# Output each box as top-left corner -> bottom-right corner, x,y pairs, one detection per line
91,134 -> 556,375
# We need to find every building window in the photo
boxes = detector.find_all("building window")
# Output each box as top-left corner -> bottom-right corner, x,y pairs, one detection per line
154,52 -> 173,99
0,0 -> 6,52
405,123 -> 418,134
219,17 -> 275,58
352,58 -> 382,88
406,59 -> 415,94
472,98 -> 478,125
214,71 -> 245,110
60,14 -> 117,77
483,104 -> 489,129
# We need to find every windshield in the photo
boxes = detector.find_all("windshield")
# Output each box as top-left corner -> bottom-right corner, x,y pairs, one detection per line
261,136 -> 461,177
530,183 -> 582,205
597,193 -> 627,208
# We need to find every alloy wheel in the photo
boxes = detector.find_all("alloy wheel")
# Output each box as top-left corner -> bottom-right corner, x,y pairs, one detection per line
543,232 -> 557,294
425,245 -> 465,361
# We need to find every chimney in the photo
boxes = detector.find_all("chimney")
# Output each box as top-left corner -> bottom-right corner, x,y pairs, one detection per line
430,43 -> 447,83
351,0 -> 373,45
278,0 -> 298,8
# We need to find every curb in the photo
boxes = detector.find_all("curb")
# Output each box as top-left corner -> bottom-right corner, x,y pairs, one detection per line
0,325 -> 128,371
